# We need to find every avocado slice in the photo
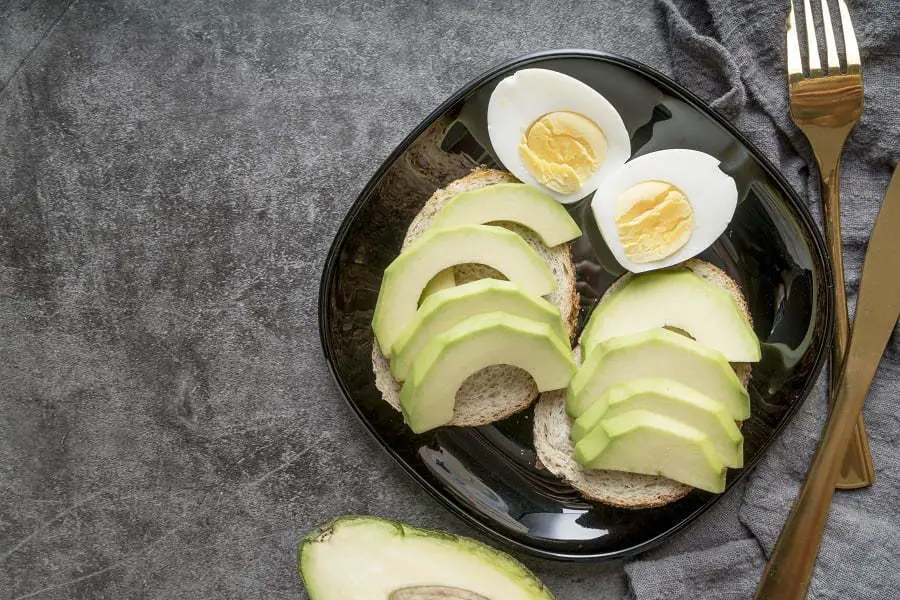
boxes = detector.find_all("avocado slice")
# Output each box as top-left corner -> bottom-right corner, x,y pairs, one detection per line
581,269 -> 760,362
298,516 -> 555,600
391,279 -> 568,381
571,378 -> 743,468
428,183 -> 582,247
567,328 -> 750,420
574,410 -> 727,493
372,225 -> 556,355
400,312 -> 575,433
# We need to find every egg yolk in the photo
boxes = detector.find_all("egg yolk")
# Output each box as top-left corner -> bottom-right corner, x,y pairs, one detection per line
518,111 -> 608,194
615,180 -> 694,263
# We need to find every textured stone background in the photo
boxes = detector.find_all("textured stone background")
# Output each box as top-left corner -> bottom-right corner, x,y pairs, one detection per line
0,1 -> 686,598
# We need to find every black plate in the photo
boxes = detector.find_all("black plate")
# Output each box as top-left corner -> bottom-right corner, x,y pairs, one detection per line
318,50 -> 832,560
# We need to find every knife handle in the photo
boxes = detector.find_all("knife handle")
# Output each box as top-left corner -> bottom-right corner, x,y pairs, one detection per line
755,166 -> 900,600
752,351 -> 877,599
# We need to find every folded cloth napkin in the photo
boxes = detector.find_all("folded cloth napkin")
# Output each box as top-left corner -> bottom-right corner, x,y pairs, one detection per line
624,1 -> 899,599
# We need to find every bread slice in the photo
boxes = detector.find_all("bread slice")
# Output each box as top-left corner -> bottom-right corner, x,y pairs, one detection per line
532,258 -> 753,508
372,168 -> 579,428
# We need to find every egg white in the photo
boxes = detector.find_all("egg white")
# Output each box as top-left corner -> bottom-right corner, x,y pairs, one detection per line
591,149 -> 738,273
487,68 -> 631,204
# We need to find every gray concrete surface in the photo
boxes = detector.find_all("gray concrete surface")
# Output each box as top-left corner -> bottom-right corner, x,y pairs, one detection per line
0,1 -> 673,598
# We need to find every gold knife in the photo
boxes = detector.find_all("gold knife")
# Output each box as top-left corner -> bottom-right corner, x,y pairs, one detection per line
754,165 -> 900,600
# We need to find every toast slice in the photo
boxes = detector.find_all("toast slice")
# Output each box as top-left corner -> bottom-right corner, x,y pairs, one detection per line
372,168 -> 579,427
532,259 -> 753,508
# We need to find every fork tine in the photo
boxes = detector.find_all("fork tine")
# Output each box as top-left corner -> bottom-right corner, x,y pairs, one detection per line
786,3 -> 804,80
820,0 -> 840,73
837,0 -> 861,73
803,0 -> 822,74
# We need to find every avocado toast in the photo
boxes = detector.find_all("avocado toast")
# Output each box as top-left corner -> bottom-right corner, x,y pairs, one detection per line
533,259 -> 755,508
372,168 -> 580,428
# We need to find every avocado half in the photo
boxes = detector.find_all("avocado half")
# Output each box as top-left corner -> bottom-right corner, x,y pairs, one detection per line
298,516 -> 554,600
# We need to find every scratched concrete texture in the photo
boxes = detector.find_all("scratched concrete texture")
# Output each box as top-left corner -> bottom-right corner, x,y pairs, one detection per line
0,1 -> 674,598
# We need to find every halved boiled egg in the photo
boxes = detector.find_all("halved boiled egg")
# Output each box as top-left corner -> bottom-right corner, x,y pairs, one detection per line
488,69 -> 631,204
591,149 -> 738,273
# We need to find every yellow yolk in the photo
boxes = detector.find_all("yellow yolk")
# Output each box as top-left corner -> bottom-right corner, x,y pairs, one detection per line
615,180 -> 694,263
518,111 -> 608,194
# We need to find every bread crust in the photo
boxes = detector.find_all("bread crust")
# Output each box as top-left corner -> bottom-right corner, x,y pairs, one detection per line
372,167 -> 580,427
532,259 -> 754,508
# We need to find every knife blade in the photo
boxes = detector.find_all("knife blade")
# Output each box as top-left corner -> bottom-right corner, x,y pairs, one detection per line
754,165 -> 900,600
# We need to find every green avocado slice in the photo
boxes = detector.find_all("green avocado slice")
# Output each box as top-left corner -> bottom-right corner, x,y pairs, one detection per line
391,279 -> 568,381
400,312 -> 575,433
567,328 -> 750,420
298,516 -> 555,600
571,378 -> 743,468
428,183 -> 582,247
372,225 -> 555,355
581,269 -> 760,362
574,410 -> 727,493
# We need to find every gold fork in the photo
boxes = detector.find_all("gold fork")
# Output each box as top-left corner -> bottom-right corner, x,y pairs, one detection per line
787,0 -> 874,489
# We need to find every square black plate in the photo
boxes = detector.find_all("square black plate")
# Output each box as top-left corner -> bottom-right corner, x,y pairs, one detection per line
318,50 -> 832,560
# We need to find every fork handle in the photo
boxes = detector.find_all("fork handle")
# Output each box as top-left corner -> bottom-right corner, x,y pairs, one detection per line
820,161 -> 876,489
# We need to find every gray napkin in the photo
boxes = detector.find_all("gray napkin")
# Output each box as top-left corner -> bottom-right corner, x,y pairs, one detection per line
624,1 -> 900,599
